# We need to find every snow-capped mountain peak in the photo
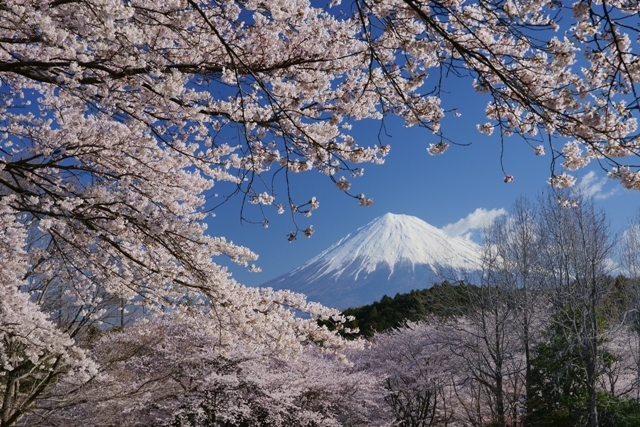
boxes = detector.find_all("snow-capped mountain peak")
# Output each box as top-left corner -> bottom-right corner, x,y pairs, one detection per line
262,213 -> 481,309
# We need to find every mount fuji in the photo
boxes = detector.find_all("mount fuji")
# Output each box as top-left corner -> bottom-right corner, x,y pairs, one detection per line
262,213 -> 482,309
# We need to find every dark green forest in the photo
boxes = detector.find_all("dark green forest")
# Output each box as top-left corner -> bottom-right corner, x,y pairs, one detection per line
343,276 -> 636,339
341,281 -> 477,338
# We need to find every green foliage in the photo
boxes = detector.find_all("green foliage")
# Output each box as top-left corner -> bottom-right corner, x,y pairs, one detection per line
527,338 -> 589,426
598,394 -> 640,427
526,306 -> 640,427
601,275 -> 635,323
340,281 -> 476,338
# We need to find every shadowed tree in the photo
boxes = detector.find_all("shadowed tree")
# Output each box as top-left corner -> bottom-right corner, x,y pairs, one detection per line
536,194 -> 616,427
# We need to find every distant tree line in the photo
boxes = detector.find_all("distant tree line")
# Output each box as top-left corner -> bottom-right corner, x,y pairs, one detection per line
341,281 -> 475,338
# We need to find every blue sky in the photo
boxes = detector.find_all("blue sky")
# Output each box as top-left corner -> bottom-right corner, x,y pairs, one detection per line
211,77 -> 640,288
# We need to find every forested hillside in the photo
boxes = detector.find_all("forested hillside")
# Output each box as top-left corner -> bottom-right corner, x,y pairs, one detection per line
341,281 -> 474,338
343,276 -> 636,338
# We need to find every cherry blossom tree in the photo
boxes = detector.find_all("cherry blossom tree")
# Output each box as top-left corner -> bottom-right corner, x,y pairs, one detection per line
361,320 -> 460,427
24,309 -> 382,427
355,0 -> 640,190
0,201 -> 97,427
0,1 -> 368,423
4,0 -> 640,424
364,316 -> 533,427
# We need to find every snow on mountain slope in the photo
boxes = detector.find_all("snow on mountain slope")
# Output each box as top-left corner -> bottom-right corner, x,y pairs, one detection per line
262,213 -> 482,309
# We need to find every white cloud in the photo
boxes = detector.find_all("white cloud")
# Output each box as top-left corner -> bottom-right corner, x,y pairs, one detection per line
605,257 -> 623,276
442,207 -> 507,240
576,171 -> 617,200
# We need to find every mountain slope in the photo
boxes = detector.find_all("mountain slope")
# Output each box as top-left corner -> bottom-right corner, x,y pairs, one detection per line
262,213 -> 482,309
